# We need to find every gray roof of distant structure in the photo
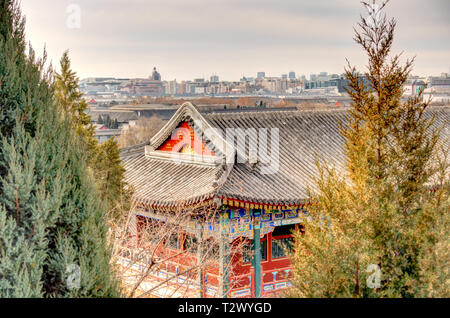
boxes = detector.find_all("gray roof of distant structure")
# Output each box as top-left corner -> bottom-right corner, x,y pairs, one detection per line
201,107 -> 298,114
90,110 -> 139,122
121,103 -> 450,209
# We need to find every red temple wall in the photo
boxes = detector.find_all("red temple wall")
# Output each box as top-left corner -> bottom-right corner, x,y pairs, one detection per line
134,215 -> 294,297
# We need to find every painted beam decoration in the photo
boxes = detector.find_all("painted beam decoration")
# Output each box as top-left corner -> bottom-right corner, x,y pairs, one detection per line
136,198 -> 313,241
221,199 -> 310,240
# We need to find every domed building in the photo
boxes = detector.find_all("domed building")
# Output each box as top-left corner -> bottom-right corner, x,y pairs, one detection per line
151,67 -> 161,81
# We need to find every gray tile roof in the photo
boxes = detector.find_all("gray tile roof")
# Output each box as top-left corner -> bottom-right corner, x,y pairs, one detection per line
89,111 -> 140,123
204,109 -> 349,205
123,153 -> 227,208
121,103 -> 450,208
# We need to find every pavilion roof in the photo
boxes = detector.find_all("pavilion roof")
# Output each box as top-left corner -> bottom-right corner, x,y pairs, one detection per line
121,103 -> 450,209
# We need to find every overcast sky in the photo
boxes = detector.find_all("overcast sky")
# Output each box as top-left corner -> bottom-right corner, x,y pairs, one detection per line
21,0 -> 450,81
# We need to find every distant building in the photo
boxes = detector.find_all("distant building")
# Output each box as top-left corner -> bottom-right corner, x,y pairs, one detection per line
428,74 -> 450,90
412,80 -> 426,96
194,86 -> 206,94
257,72 -> 266,79
423,73 -> 450,103
166,80 -> 178,95
125,78 -> 163,96
210,75 -> 219,83
94,126 -> 122,144
151,67 -> 161,81
305,73 -> 348,93
289,71 -> 296,80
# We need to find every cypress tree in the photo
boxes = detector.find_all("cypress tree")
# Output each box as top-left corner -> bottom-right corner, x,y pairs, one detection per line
54,51 -> 129,218
93,138 -> 128,218
288,0 -> 448,298
0,0 -> 119,297
54,50 -> 92,136
54,51 -> 98,163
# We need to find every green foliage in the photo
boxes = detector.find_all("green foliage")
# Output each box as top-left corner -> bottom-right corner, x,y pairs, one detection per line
53,50 -> 130,216
93,138 -> 130,218
55,50 -> 91,134
54,50 -> 97,162
413,153 -> 450,297
0,0 -> 119,297
105,115 -> 112,129
288,1 -> 449,298
287,165 -> 376,298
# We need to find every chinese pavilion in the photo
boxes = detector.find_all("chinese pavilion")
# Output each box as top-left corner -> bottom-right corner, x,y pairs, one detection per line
120,102 -> 449,298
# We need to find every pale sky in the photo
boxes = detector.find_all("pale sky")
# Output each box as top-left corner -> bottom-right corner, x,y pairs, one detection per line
21,0 -> 450,81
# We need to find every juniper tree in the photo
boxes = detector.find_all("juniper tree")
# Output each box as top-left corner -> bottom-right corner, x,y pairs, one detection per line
288,0 -> 448,298
93,138 -> 128,219
54,51 -> 129,217
55,51 -> 92,136
54,51 -> 98,163
0,0 -> 119,297
413,153 -> 449,297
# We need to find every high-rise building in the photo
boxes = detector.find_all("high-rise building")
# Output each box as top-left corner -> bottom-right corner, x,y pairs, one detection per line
289,71 -> 296,79
166,80 -> 178,95
282,74 -> 288,80
210,75 -> 219,83
257,72 -> 266,79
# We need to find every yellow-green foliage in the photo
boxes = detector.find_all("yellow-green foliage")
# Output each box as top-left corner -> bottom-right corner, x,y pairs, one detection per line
288,1 -> 449,298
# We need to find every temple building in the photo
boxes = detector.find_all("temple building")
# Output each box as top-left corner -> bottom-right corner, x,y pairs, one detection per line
120,102 -> 449,298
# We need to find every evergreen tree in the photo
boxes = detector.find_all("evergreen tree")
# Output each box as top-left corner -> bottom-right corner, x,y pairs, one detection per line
0,0 -> 119,297
54,51 -> 129,217
288,0 -> 448,298
105,115 -> 112,129
55,50 -> 92,137
94,138 -> 128,218
54,50 -> 97,162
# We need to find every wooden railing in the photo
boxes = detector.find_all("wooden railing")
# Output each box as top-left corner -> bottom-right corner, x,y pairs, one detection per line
118,247 -> 293,298
117,247 -> 200,297
260,266 -> 293,297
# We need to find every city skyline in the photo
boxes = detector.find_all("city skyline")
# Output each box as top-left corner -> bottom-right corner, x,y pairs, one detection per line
21,0 -> 450,81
